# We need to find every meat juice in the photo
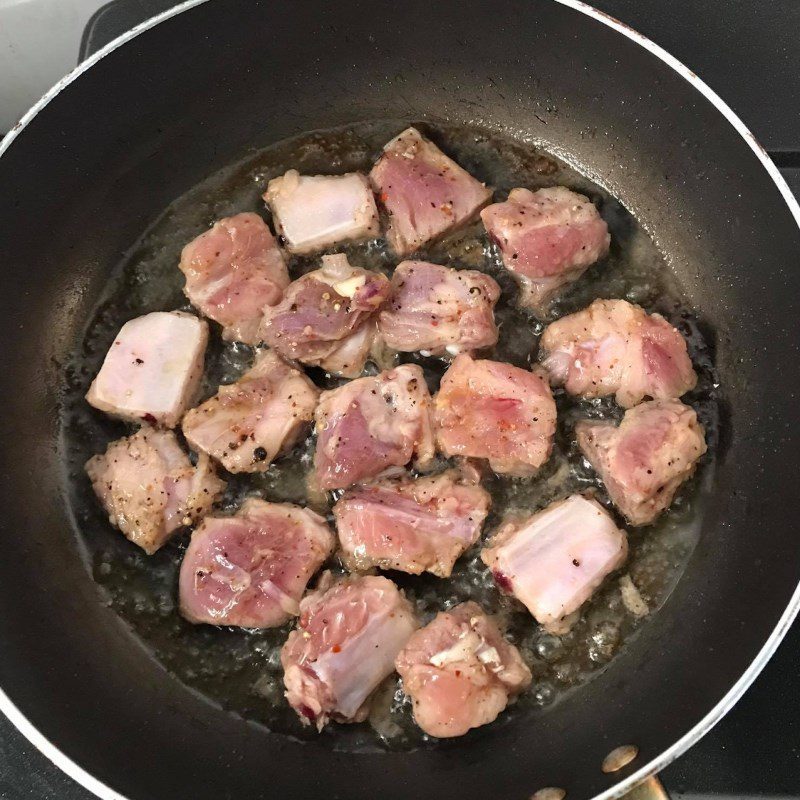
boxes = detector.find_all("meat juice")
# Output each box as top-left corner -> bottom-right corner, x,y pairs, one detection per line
61,121 -> 719,749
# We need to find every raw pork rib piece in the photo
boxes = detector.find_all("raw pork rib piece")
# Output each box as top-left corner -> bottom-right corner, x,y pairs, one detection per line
182,349 -> 319,474
259,253 -> 389,377
179,499 -> 334,628
369,127 -> 492,255
264,170 -> 379,254
482,495 -> 628,634
480,186 -> 610,314
576,399 -> 707,526
314,364 -> 435,490
86,311 -> 207,428
395,601 -> 531,738
378,261 -> 500,356
179,213 -> 289,344
539,299 -> 697,407
333,469 -> 491,577
282,575 -> 418,728
434,353 -> 557,475
85,427 -> 225,555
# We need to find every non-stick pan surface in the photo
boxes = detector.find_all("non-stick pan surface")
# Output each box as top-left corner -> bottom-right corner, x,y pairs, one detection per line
1,2 -> 799,799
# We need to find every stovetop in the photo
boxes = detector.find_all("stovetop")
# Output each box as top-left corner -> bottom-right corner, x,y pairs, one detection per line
2,2 -> 799,798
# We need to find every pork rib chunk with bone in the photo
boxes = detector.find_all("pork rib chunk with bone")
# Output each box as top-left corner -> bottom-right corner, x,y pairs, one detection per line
370,127 -> 492,255
395,601 -> 531,738
377,260 -> 500,356
539,299 -> 697,407
576,399 -> 707,526
333,469 -> 491,577
178,213 -> 289,345
480,186 -> 610,314
182,349 -> 319,474
178,499 -> 334,628
85,427 -> 225,555
264,170 -> 379,254
434,353 -> 557,476
259,253 -> 389,377
482,495 -> 628,634
314,364 -> 435,490
281,575 -> 418,729
86,311 -> 207,428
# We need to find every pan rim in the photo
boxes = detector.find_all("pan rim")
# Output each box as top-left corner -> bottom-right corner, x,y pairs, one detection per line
1,1 -> 799,799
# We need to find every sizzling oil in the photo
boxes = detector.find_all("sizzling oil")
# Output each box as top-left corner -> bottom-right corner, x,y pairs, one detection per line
61,121 -> 718,750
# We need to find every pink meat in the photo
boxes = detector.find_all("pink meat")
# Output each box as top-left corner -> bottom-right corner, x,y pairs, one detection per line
259,253 -> 389,378
576,399 -> 707,526
179,498 -> 334,628
333,469 -> 491,577
370,127 -> 492,256
86,311 -> 208,428
85,427 -> 225,555
481,187 -> 610,314
482,495 -> 628,634
395,602 -> 531,738
179,213 -> 289,344
281,575 -> 418,728
182,349 -> 319,474
539,299 -> 698,407
434,353 -> 557,476
314,364 -> 435,490
378,261 -> 500,356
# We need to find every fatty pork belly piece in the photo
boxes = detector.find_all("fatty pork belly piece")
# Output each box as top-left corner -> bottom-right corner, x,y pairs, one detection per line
179,498 -> 334,628
179,212 -> 289,345
85,427 -> 225,555
282,575 -> 418,728
482,495 -> 628,634
370,127 -> 493,256
314,364 -> 435,490
434,353 -> 557,476
540,299 -> 698,408
265,170 -> 379,254
86,311 -> 207,428
576,399 -> 707,526
259,253 -> 390,378
333,469 -> 491,577
481,186 -> 610,314
395,602 -> 531,738
378,261 -> 500,356
182,349 -> 319,474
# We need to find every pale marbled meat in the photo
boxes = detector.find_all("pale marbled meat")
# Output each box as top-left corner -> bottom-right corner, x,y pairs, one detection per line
179,498 -> 334,628
85,426 -> 225,555
182,349 -> 319,474
179,213 -> 288,345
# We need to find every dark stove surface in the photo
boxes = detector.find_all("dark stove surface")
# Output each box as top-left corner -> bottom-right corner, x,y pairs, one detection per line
2,2 -> 799,798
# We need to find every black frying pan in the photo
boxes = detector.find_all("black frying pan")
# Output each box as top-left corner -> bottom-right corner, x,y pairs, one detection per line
1,1 -> 799,799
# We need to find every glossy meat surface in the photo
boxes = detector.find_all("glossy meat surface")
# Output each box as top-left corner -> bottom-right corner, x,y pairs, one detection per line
395,601 -> 531,737
265,170 -> 379,254
333,469 -> 491,577
378,260 -> 500,356
182,349 -> 319,474
576,400 -> 707,526
482,495 -> 628,633
85,427 -> 225,555
434,354 -> 557,475
282,575 -> 418,728
540,299 -> 697,407
480,186 -> 609,314
179,498 -> 334,628
86,311 -> 208,428
179,213 -> 289,344
314,364 -> 435,490
370,127 -> 492,255
259,253 -> 389,377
